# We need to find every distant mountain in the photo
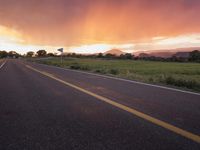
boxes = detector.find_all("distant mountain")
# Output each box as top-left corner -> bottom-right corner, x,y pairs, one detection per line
173,52 -> 190,58
137,52 -> 175,58
138,53 -> 150,58
104,49 -> 125,56
136,47 -> 200,58
148,52 -> 176,58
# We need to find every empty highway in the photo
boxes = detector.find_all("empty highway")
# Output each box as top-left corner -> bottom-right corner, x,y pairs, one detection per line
0,59 -> 200,150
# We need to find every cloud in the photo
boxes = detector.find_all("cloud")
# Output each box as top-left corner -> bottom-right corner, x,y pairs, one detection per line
0,0 -> 200,52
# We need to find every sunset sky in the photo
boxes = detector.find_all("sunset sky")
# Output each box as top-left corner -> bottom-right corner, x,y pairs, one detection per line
0,0 -> 200,54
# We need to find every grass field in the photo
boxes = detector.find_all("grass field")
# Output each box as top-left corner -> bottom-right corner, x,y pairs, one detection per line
29,57 -> 200,92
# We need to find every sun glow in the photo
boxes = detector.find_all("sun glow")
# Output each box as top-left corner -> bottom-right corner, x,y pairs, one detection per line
69,43 -> 135,54
69,44 -> 112,54
0,25 -> 24,43
0,25 -> 59,54
1,25 -> 200,54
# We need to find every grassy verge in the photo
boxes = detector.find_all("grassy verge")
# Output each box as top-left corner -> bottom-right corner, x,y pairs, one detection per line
28,57 -> 200,92
0,58 -> 5,63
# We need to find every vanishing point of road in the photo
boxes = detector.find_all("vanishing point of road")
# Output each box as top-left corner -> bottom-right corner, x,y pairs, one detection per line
0,59 -> 200,150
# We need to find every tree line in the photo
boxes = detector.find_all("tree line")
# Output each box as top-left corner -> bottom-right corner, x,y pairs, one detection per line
135,50 -> 200,62
1,49 -> 200,62
26,50 -> 55,57
0,50 -> 54,58
0,51 -> 20,58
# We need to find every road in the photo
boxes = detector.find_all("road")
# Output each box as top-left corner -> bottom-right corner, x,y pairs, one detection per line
0,59 -> 199,150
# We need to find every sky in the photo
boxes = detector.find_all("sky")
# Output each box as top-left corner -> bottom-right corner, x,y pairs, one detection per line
0,0 -> 200,54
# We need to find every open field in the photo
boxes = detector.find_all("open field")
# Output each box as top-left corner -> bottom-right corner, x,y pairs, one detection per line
28,57 -> 200,92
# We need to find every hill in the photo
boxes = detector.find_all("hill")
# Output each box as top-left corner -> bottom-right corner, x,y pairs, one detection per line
104,49 -> 125,56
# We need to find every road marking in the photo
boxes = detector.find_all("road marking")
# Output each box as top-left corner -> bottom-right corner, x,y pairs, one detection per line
0,61 -> 6,69
26,64 -> 200,144
35,63 -> 200,96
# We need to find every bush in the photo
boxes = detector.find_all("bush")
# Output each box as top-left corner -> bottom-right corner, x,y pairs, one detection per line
70,63 -> 81,70
148,77 -> 154,82
80,66 -> 90,71
95,69 -> 106,74
109,69 -> 119,75
164,76 -> 199,90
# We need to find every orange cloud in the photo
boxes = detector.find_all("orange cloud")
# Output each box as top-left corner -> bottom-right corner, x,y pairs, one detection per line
0,0 -> 200,53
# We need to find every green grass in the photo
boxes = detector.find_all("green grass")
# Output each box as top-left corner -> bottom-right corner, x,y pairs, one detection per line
28,57 -> 200,92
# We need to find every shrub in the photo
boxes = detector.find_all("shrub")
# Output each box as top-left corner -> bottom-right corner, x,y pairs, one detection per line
70,63 -> 81,70
109,69 -> 119,75
148,77 -> 154,82
95,69 -> 106,74
164,76 -> 199,90
80,66 -> 90,71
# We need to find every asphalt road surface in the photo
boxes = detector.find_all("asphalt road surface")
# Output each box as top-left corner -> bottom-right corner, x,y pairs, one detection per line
0,59 -> 199,150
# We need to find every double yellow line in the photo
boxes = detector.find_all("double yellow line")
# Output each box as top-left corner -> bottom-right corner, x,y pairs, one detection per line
26,65 -> 200,144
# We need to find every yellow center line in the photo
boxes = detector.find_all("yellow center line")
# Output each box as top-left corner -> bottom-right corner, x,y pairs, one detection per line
26,64 -> 200,144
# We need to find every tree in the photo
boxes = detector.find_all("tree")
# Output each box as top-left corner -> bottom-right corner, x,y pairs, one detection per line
8,51 -> 20,58
125,53 -> 134,59
0,51 -> 8,58
26,51 -> 34,57
47,53 -> 55,57
120,53 -> 133,59
36,50 -> 47,57
97,53 -> 103,58
105,53 -> 116,58
189,50 -> 200,62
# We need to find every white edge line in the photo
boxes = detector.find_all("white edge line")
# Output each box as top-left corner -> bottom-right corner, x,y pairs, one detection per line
0,61 -> 6,69
28,61 -> 200,96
